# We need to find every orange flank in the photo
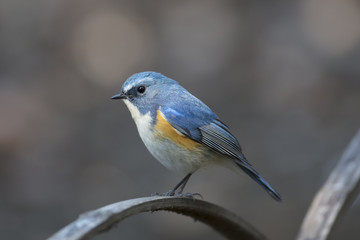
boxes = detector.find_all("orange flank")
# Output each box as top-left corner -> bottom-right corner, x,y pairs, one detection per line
154,110 -> 202,150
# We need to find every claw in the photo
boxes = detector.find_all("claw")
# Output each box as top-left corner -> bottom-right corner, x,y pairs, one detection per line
150,191 -> 174,197
150,191 -> 203,199
178,192 -> 203,199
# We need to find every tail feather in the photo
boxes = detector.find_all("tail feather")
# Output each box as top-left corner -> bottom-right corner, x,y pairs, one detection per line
237,163 -> 282,201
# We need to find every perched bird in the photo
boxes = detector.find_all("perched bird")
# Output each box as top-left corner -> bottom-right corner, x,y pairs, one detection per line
112,71 -> 281,201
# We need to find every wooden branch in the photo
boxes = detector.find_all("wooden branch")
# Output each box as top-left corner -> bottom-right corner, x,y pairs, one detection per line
47,196 -> 266,240
297,129 -> 360,240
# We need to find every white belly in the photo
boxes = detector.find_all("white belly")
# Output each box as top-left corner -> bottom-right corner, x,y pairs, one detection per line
123,100 -> 212,173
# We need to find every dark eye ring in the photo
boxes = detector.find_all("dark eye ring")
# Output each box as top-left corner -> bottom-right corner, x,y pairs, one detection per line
137,85 -> 146,94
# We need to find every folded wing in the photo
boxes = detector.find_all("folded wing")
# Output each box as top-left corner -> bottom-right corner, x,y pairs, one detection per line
161,105 -> 281,201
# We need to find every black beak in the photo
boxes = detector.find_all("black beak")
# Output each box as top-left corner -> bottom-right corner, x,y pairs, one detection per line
111,92 -> 127,100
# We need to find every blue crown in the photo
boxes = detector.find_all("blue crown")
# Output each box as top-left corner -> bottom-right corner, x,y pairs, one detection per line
123,71 -> 178,90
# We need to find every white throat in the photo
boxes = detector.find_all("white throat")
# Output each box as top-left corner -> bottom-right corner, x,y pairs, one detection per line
123,99 -> 152,141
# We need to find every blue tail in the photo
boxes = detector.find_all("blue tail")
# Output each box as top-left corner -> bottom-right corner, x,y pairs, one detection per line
237,163 -> 281,201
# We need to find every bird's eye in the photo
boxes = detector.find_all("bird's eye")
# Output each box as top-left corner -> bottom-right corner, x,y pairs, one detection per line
137,86 -> 146,94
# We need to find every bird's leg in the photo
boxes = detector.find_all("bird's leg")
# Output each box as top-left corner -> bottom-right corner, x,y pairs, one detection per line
171,173 -> 192,195
167,173 -> 192,196
151,173 -> 202,198
173,173 -> 203,198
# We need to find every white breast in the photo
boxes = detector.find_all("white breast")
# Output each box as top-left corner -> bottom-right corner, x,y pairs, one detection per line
122,99 -> 214,173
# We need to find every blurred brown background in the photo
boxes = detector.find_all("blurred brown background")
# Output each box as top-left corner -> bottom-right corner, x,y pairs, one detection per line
1,0 -> 360,239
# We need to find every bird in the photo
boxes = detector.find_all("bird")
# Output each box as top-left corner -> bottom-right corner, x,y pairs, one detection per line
112,71 -> 281,201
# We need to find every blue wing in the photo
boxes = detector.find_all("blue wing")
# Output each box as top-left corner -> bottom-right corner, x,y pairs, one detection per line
161,105 -> 248,163
161,104 -> 282,201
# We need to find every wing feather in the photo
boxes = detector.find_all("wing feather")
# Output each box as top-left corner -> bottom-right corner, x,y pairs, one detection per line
161,106 -> 248,164
160,105 -> 281,201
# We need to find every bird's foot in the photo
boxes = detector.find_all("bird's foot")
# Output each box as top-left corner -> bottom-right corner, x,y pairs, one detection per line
151,191 -> 203,199
175,192 -> 203,199
151,190 -> 175,197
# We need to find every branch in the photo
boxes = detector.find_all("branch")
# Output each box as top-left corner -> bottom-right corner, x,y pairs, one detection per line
297,129 -> 360,240
47,196 -> 266,240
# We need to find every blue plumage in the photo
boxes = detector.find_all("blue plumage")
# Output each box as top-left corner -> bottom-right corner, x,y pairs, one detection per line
112,71 -> 281,201
161,103 -> 281,201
